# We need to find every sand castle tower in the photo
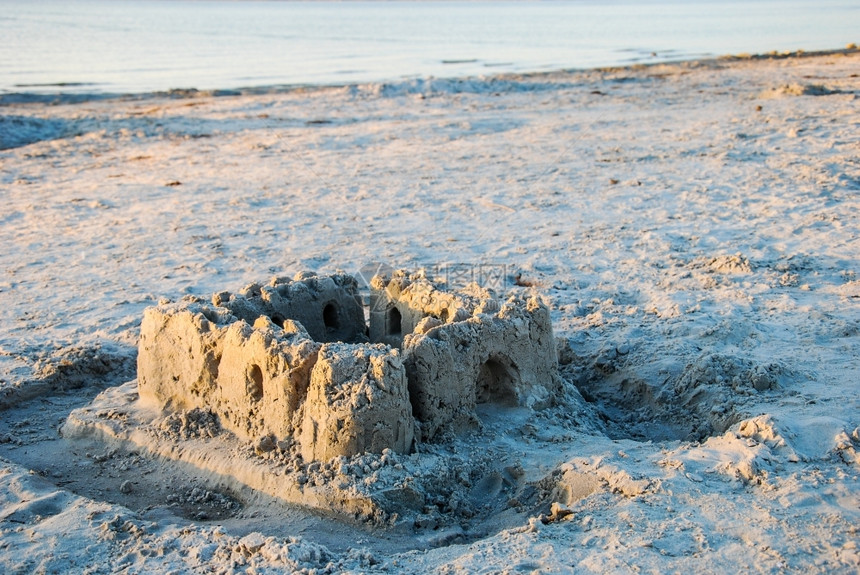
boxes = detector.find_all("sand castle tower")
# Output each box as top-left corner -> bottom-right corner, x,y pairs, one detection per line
369,270 -> 561,440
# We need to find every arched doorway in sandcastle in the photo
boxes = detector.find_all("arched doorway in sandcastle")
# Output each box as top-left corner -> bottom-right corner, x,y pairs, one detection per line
476,355 -> 519,407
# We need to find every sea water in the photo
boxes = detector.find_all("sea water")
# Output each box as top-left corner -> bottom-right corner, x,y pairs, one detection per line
1,0 -> 858,96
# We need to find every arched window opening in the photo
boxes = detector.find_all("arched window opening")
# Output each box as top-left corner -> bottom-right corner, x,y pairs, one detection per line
387,307 -> 402,336
323,302 -> 340,332
248,364 -> 264,402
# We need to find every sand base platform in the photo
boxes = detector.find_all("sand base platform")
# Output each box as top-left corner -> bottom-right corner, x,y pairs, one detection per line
64,381 -> 406,522
62,378 -> 596,533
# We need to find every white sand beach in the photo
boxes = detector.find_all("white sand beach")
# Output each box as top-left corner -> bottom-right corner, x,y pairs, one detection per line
0,49 -> 858,573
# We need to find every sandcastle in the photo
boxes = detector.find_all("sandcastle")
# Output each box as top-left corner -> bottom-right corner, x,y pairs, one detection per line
138,270 -> 560,462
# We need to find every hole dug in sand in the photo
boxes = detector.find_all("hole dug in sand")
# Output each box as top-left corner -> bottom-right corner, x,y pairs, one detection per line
62,269 -> 590,540
564,337 -> 790,443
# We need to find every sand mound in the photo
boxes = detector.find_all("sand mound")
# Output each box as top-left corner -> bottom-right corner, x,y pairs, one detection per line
0,343 -> 135,410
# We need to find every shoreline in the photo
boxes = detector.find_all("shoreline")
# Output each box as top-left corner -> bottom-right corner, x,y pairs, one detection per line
2,45 -> 857,107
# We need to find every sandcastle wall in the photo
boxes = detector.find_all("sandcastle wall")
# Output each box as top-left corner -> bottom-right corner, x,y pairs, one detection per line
137,270 -> 560,461
216,272 -> 368,344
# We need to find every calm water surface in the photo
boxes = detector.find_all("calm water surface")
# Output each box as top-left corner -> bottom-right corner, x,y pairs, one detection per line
2,0 -> 858,95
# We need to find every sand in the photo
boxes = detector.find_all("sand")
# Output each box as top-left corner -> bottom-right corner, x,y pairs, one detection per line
1,49 -> 859,573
